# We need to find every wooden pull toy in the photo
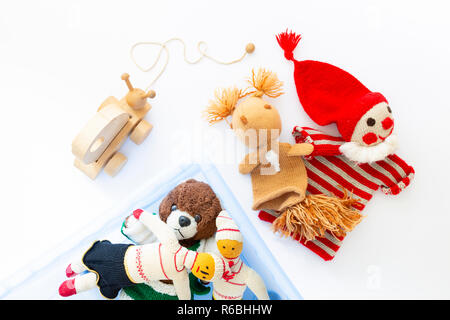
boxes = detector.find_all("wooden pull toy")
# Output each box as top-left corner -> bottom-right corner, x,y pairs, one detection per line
72,73 -> 155,179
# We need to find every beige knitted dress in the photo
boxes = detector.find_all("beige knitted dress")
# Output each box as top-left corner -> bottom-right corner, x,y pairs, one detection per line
245,143 -> 308,212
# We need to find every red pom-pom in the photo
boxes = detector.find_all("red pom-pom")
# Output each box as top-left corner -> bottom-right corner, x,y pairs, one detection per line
276,29 -> 302,61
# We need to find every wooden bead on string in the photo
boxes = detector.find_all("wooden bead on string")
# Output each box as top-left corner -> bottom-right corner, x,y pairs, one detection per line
130,38 -> 256,91
246,43 -> 255,54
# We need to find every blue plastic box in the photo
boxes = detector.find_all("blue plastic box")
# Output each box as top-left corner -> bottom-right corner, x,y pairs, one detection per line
0,163 -> 302,300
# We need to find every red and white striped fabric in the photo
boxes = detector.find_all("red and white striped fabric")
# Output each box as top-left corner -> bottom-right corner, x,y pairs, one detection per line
259,126 -> 415,261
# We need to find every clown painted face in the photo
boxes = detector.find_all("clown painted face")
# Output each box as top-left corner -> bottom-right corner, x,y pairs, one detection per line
340,102 -> 398,163
350,102 -> 394,146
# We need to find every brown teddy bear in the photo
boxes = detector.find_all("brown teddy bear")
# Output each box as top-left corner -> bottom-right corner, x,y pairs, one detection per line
119,179 -> 222,300
158,179 -> 222,247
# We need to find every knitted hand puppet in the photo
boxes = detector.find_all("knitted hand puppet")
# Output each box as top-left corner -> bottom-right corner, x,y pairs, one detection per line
261,30 -> 415,260
210,210 -> 269,300
119,179 -> 220,299
59,209 -> 228,300
205,68 -> 362,243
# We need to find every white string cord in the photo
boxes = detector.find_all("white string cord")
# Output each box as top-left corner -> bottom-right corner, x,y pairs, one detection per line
130,37 -> 255,91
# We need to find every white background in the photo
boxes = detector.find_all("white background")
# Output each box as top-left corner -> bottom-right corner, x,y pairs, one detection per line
1,0 -> 449,299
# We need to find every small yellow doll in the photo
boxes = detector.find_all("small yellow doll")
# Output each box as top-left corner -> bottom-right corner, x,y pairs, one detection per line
212,210 -> 269,300
204,68 -> 362,242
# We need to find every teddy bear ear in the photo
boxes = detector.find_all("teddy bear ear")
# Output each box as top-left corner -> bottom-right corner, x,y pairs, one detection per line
159,191 -> 177,221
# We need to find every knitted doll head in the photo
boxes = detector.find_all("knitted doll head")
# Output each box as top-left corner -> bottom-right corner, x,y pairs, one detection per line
191,252 -> 226,282
277,31 -> 397,163
159,179 -> 222,247
215,211 -> 243,259
205,68 -> 283,150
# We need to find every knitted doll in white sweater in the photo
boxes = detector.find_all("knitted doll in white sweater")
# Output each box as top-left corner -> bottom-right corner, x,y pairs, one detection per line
211,211 -> 269,300
58,209 -> 228,300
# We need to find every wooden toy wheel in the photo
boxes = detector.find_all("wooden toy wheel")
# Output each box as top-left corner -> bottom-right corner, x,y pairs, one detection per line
130,120 -> 153,145
104,152 -> 127,177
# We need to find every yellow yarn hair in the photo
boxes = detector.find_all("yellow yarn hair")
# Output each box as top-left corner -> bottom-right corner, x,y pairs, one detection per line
272,190 -> 363,242
246,68 -> 284,98
204,68 -> 284,124
204,86 -> 243,124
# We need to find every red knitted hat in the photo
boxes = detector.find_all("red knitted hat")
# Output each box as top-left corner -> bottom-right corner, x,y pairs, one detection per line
276,31 -> 388,142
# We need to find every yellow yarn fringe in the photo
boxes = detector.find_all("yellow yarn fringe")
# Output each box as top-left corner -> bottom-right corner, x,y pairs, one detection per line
204,86 -> 243,124
246,68 -> 284,98
272,191 -> 363,242
204,68 -> 284,124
